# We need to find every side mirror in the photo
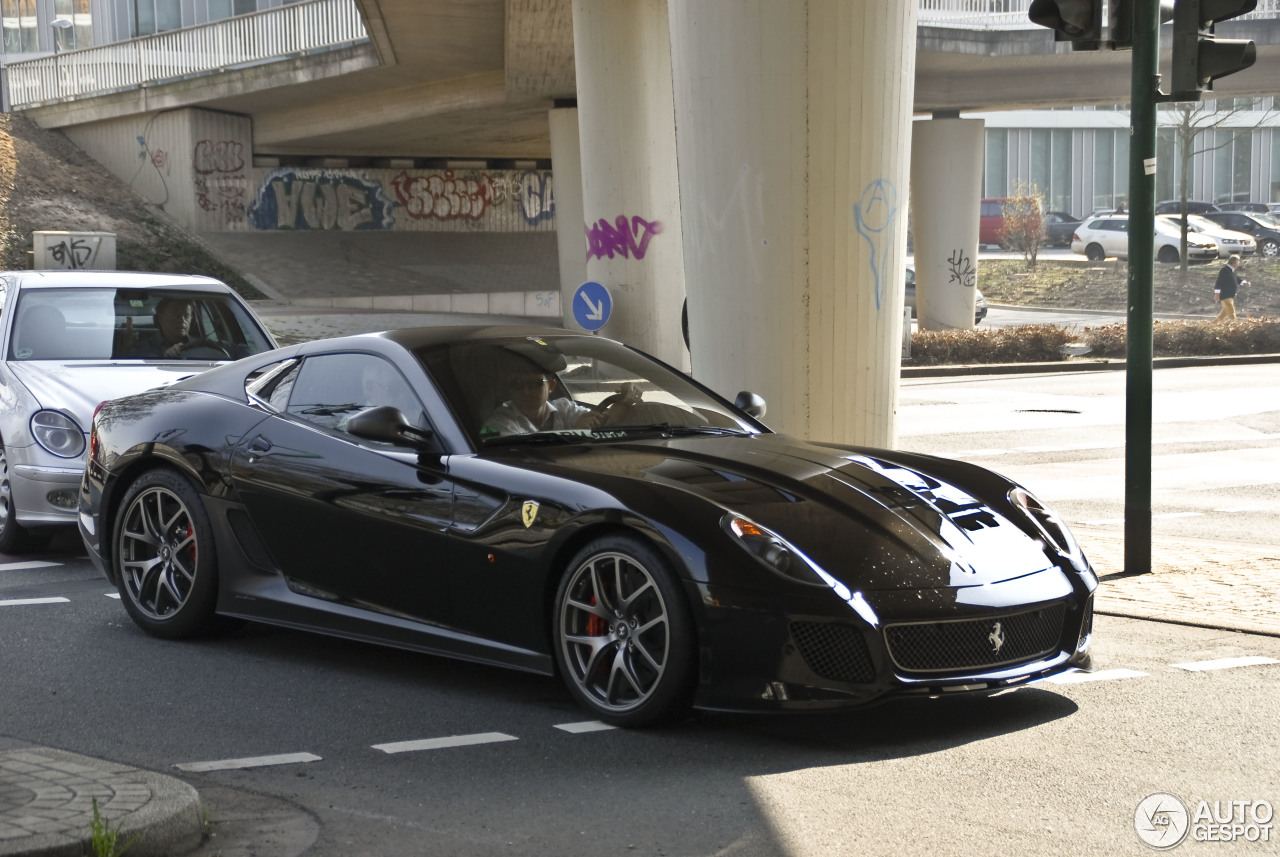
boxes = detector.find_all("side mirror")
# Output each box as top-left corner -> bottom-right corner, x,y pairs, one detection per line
345,406 -> 437,450
734,391 -> 766,420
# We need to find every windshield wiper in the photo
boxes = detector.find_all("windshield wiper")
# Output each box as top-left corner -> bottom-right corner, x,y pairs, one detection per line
482,431 -> 594,447
604,424 -> 751,437
299,403 -> 361,416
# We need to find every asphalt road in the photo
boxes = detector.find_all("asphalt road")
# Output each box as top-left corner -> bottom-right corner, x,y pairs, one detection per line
2,363 -> 1278,856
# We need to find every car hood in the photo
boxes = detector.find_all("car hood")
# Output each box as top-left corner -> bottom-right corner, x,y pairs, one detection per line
9,362 -> 207,427
523,433 -> 1056,592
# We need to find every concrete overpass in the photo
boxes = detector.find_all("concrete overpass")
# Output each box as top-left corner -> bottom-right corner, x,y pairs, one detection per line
14,2 -> 1280,160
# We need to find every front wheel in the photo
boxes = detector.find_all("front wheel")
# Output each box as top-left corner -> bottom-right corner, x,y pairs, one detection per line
114,468 -> 220,639
0,442 -> 48,554
1156,245 -> 1180,264
553,535 -> 696,727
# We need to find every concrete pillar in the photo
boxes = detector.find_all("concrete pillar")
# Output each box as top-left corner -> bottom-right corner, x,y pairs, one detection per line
571,0 -> 689,370
668,0 -> 917,446
548,105 -> 588,330
910,118 -> 984,331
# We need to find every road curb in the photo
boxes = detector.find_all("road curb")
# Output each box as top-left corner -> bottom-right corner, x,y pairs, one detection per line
902,351 -> 1280,377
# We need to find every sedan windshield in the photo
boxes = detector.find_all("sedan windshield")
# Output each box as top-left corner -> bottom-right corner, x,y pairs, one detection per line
9,288 -> 274,362
416,335 -> 763,446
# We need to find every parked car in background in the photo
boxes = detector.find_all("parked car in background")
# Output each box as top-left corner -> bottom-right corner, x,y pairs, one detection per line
1268,203 -> 1280,216
1154,200 -> 1221,215
905,268 -> 988,325
1158,213 -> 1256,258
1201,210 -> 1280,257
1043,211 -> 1082,247
80,325 -> 1095,726
1217,202 -> 1271,214
1071,214 -> 1219,263
979,197 -> 1042,247
0,271 -> 277,552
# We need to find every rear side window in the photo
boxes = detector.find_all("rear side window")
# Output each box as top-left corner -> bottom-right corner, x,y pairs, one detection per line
283,353 -> 429,436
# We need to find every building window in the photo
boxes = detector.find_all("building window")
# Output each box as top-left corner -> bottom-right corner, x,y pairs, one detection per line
1272,131 -> 1280,202
984,129 -> 1007,198
1213,129 -> 1254,203
2,0 -> 38,53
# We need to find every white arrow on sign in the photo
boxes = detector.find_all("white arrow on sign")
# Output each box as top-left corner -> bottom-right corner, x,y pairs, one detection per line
579,292 -> 604,321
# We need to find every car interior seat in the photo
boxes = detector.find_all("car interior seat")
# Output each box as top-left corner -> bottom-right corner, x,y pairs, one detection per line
16,304 -> 69,360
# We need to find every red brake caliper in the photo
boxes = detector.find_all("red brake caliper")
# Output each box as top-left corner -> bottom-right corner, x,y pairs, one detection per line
586,594 -> 605,637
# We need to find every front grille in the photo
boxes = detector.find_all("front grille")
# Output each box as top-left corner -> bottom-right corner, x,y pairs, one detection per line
884,602 -> 1067,675
790,621 -> 876,684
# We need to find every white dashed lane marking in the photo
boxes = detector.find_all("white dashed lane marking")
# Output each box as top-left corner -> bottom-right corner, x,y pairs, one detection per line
372,732 -> 518,754
1039,667 -> 1149,684
0,561 -> 62,571
1173,656 -> 1280,672
0,597 -> 70,607
175,752 -> 322,772
555,721 -> 617,734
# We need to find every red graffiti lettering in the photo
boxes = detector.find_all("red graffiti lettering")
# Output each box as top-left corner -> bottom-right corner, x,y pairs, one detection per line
193,140 -> 246,175
391,170 -> 495,220
585,215 -> 663,261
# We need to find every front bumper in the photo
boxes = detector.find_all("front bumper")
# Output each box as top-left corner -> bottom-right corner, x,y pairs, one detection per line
11,460 -> 83,527
689,572 -> 1095,713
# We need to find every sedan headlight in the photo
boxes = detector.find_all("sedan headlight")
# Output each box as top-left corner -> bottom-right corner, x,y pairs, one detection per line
1008,486 -> 1084,567
31,410 -> 86,458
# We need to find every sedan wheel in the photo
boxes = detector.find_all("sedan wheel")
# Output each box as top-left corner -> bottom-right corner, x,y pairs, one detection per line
115,469 -> 219,639
1085,243 -> 1106,262
554,535 -> 695,727
1261,240 -> 1279,257
1156,245 -> 1180,264
0,442 -> 46,554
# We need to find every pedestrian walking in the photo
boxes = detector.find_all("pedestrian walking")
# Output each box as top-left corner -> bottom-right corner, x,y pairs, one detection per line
1214,254 -> 1247,321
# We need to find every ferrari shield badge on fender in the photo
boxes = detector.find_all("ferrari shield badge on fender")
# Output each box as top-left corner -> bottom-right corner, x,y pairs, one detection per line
522,500 -> 539,528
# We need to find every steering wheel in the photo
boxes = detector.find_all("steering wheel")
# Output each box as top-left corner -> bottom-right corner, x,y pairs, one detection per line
179,340 -> 232,360
590,392 -> 626,413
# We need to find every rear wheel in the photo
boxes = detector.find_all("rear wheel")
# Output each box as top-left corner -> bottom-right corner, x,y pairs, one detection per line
114,468 -> 220,639
1260,240 -> 1279,257
1085,243 -> 1106,262
553,534 -> 696,727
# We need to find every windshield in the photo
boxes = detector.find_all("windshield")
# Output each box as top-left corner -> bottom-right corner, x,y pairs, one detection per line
1255,213 -> 1280,230
8,287 -> 274,362
416,334 -> 764,447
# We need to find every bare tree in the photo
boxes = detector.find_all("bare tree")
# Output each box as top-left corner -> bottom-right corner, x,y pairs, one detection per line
999,181 -> 1046,269
1161,97 -> 1278,275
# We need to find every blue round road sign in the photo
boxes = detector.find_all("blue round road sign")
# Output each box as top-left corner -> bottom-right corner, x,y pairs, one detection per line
573,281 -> 612,331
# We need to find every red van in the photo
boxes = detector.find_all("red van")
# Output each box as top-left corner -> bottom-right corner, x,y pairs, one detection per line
980,197 -> 1042,247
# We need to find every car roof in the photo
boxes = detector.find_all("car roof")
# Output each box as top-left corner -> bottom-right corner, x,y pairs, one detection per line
1,270 -> 229,291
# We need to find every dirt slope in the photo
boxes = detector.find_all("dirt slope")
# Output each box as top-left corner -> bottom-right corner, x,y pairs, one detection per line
0,113 -> 259,296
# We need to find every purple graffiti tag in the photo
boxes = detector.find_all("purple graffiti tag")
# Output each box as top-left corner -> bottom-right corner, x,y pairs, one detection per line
584,216 -> 663,262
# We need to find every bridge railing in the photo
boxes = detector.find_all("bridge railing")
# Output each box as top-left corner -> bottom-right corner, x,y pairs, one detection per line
4,0 -> 367,110
920,0 -> 1280,30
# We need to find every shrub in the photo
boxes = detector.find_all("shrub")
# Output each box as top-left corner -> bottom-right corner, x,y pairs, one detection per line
909,324 -> 1072,365
1081,318 -> 1280,358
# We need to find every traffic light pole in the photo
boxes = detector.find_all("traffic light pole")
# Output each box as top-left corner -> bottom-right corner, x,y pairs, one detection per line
1126,0 -> 1159,576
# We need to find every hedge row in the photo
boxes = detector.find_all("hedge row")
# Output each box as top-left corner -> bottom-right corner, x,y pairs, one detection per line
908,318 -> 1280,366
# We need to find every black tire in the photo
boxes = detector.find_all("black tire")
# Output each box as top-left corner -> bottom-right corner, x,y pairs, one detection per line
1085,244 -> 1106,262
1261,240 -> 1279,258
1156,245 -> 1180,264
0,441 -> 43,554
114,468 -> 220,639
553,534 -> 696,727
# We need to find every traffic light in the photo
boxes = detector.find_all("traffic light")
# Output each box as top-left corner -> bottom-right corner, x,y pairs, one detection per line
1028,0 -> 1170,50
1170,0 -> 1258,95
1028,0 -> 1103,49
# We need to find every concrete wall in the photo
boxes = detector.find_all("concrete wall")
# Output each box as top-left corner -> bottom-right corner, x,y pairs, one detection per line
64,108 -> 561,235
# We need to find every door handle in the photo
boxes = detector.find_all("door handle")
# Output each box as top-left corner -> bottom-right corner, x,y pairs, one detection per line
246,435 -> 272,463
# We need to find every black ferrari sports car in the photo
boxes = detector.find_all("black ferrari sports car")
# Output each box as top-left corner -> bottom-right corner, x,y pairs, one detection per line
80,326 -> 1096,726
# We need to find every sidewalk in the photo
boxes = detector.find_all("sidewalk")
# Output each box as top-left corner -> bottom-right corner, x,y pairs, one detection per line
4,529 -> 1277,857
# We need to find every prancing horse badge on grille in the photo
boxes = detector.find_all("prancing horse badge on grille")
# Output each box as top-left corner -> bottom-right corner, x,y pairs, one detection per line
988,621 -> 1006,654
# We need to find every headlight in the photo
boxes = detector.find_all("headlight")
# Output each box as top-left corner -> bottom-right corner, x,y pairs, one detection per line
1008,486 -> 1084,567
723,514 -> 824,585
31,410 -> 86,458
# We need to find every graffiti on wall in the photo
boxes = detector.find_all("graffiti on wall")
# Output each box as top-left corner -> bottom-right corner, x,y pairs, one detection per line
392,170 -> 496,221
249,169 -> 396,230
47,237 -> 95,269
585,215 -> 663,262
947,248 -> 976,289
193,140 -> 248,226
852,179 -> 898,311
514,171 -> 554,225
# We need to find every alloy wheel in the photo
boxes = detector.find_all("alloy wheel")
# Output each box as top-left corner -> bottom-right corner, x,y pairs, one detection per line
118,485 -> 199,621
558,550 -> 671,715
